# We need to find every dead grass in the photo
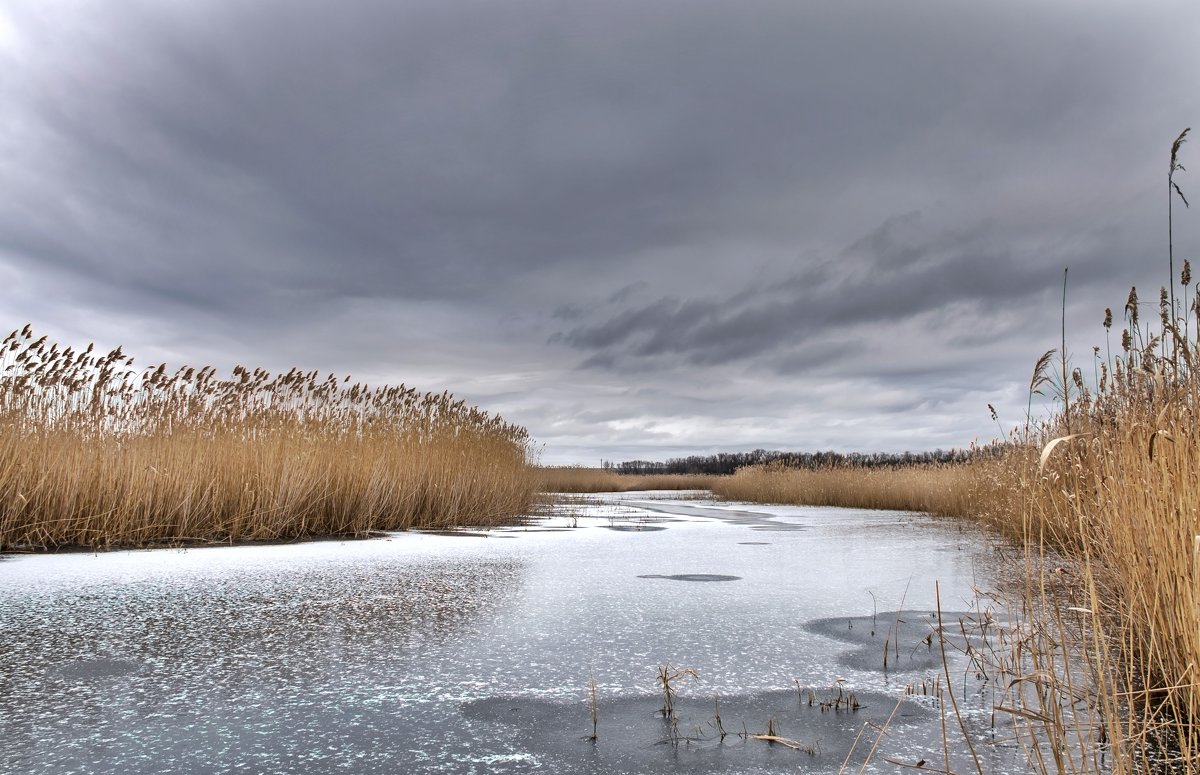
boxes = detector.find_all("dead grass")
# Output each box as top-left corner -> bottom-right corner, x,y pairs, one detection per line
536,466 -> 720,493
714,387 -> 1200,772
717,418 -> 1200,772
712,455 -> 1022,531
715,343 -> 1195,767
1020,365 -> 1200,772
0,326 -> 536,550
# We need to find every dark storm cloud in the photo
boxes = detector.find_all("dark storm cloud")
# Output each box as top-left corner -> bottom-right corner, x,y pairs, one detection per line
3,1 -> 1180,311
1,0 -> 1198,462
557,210 -> 1120,371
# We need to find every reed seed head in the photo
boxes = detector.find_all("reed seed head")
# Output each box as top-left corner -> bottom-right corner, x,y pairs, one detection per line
1126,286 -> 1140,325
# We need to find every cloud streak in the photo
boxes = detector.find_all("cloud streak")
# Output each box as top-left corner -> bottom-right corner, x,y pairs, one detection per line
558,211 -> 1121,375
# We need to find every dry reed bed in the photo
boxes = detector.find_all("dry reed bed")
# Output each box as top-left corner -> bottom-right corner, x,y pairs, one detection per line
0,326 -> 536,550
717,387 -> 1200,769
1028,364 -> 1200,771
712,455 -> 1025,531
536,466 -> 720,493
715,312 -> 1200,769
717,415 -> 1199,771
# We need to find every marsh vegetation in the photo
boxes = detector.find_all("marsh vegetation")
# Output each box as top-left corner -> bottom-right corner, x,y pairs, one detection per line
0,327 -> 536,550
535,466 -> 720,493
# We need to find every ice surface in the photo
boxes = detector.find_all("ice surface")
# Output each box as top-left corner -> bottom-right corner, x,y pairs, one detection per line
0,496 -> 1032,773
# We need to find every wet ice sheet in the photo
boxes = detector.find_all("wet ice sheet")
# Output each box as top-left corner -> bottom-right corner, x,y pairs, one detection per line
0,495 -> 1028,774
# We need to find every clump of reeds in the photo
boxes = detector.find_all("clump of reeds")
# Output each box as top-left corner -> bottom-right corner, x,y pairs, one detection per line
536,466 -> 720,493
999,128 -> 1200,772
0,326 -> 536,550
656,663 -> 699,719
1015,318 -> 1200,768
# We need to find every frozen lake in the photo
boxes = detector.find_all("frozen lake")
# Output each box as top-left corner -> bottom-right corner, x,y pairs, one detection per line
0,492 -> 1034,774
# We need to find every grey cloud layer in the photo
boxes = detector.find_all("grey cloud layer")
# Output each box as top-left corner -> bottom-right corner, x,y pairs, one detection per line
557,211 -> 1128,374
1,0 -> 1198,462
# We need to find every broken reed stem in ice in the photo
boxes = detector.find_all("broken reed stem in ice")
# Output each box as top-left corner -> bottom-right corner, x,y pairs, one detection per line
588,677 -> 598,741
656,664 -> 699,719
712,696 -> 727,741
936,583 -> 984,775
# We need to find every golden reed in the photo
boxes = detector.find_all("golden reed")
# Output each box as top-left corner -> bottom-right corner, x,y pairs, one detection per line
536,466 -> 719,493
0,326 -> 536,550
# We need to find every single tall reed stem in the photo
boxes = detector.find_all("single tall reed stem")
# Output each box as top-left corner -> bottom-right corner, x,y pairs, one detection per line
1061,268 -> 1071,434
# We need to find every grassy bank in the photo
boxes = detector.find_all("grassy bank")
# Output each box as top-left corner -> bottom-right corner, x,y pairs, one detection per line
716,400 -> 1198,771
536,466 -> 720,493
712,454 -> 1024,532
0,326 -> 537,550
720,380 -> 1200,770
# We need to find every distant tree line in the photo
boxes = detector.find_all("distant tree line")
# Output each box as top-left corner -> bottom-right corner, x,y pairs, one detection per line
601,447 -> 994,476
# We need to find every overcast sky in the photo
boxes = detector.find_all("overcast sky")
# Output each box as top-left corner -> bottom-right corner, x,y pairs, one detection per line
2,1 -> 1198,464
